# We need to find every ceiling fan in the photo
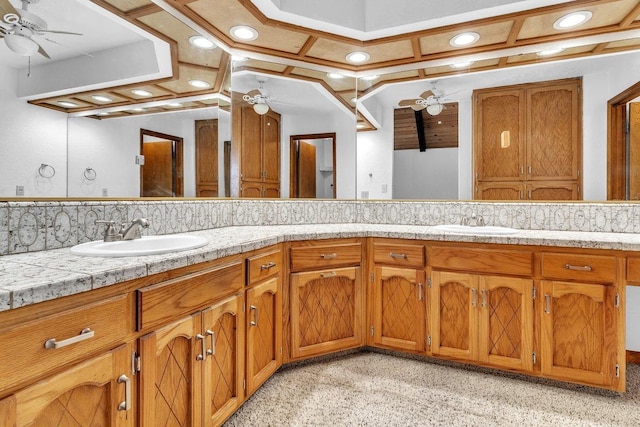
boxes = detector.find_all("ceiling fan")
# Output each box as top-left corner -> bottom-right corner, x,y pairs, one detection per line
242,80 -> 273,115
0,0 -> 81,58
398,82 -> 454,116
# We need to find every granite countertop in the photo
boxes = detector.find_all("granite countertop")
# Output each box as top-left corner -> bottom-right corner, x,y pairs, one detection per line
1,223 -> 640,312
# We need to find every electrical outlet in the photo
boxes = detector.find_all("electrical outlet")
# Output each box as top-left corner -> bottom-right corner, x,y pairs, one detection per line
381,184 -> 388,193
15,186 -> 24,196
102,188 -> 108,197
135,154 -> 145,165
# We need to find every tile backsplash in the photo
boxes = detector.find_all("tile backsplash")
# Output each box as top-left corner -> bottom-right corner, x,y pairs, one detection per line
2,199 -> 640,255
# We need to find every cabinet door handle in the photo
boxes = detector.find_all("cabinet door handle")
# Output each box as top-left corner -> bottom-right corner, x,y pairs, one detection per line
250,305 -> 258,326
44,328 -> 94,349
481,289 -> 487,307
418,283 -> 423,301
565,263 -> 592,272
389,252 -> 407,259
321,253 -> 337,259
528,166 -> 532,175
196,334 -> 206,361
544,294 -> 551,314
471,289 -> 477,307
117,374 -> 131,411
320,271 -> 337,278
206,329 -> 215,357
260,261 -> 276,270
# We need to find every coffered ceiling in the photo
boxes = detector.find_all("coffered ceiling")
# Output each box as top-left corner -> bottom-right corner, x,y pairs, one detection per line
16,0 -> 640,120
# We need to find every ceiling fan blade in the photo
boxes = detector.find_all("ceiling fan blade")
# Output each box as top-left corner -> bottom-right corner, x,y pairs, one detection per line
410,104 -> 426,111
38,29 -> 83,36
0,0 -> 20,22
37,43 -> 50,59
39,35 -> 93,57
419,90 -> 434,99
398,99 -> 419,107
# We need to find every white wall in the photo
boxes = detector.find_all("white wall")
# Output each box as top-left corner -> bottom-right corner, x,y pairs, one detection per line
393,148 -> 458,199
280,111 -> 356,199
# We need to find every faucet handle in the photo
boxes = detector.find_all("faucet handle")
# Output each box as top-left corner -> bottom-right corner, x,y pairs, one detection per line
477,215 -> 486,226
95,220 -> 121,242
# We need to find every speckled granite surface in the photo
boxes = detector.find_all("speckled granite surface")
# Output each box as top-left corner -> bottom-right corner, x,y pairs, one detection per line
1,223 -> 640,311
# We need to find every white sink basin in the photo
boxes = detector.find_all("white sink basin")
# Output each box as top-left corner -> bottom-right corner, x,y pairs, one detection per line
432,224 -> 519,235
70,235 -> 209,257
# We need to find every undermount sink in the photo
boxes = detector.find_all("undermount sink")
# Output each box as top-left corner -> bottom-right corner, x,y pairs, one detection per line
432,224 -> 519,235
70,235 -> 209,257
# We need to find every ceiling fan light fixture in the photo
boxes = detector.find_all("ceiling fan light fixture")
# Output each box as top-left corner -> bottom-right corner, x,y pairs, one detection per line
230,25 -> 258,41
91,95 -> 113,103
253,102 -> 269,115
189,79 -> 211,88
346,51 -> 370,64
426,103 -> 444,115
554,11 -> 592,30
5,33 -> 39,56
450,32 -> 479,47
189,35 -> 216,49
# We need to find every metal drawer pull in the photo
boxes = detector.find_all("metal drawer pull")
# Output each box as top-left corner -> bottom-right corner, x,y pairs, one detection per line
418,283 -> 423,301
260,262 -> 276,270
206,330 -> 215,356
544,294 -> 551,314
471,289 -> 477,307
117,375 -> 131,411
45,328 -> 94,349
320,271 -> 337,278
250,305 -> 258,326
320,253 -> 337,259
196,334 -> 206,361
389,252 -> 407,259
565,264 -> 592,272
481,290 -> 487,307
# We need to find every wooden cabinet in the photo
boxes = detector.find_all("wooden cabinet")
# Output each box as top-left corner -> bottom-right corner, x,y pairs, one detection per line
473,78 -> 582,200
235,105 -> 281,198
0,343 -> 134,426
195,119 -> 219,197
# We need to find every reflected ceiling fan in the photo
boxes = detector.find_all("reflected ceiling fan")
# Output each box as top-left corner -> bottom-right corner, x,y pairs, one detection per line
0,0 -> 81,58
242,79 -> 285,115
398,82 -> 455,116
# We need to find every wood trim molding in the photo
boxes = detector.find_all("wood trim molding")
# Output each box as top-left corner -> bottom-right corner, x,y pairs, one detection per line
627,350 -> 640,364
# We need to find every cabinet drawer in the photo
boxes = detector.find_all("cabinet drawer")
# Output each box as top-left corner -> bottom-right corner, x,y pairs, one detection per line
429,246 -> 533,276
0,294 -> 129,392
627,257 -> 640,284
137,261 -> 243,330
290,243 -> 362,272
373,242 -> 425,268
247,249 -> 282,285
541,253 -> 616,282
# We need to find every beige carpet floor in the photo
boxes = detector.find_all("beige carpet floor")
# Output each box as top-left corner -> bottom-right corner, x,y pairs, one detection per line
224,351 -> 640,426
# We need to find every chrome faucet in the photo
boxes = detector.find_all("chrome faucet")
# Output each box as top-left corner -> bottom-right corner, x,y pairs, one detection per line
96,218 -> 150,242
460,213 -> 485,227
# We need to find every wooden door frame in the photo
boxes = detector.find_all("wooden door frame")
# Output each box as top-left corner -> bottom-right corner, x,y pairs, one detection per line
607,80 -> 640,200
140,129 -> 184,197
289,133 -> 336,198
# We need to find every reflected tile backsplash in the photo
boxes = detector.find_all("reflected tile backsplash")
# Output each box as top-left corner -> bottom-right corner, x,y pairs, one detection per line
1,199 -> 639,256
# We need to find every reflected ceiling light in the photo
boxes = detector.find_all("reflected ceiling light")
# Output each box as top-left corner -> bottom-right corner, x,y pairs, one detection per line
189,35 -> 216,49
451,60 -> 474,69
327,72 -> 344,79
96,112 -> 109,116
351,97 -> 357,103
554,11 -> 592,29
449,32 -> 480,47
426,104 -> 444,115
131,89 -> 152,97
253,103 -> 269,115
91,95 -> 113,102
166,102 -> 183,108
58,101 -> 78,108
230,25 -> 258,41
537,47 -> 565,56
189,79 -> 211,88
346,51 -> 370,64
5,33 -> 39,56
232,55 -> 247,62
361,75 -> 379,81
356,123 -> 366,129
129,108 -> 145,112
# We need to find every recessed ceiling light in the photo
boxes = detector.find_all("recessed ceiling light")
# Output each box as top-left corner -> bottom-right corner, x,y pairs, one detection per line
91,95 -> 113,103
451,61 -> 474,69
351,97 -> 357,103
537,47 -> 565,57
356,123 -> 366,129
327,72 -> 344,79
346,51 -> 370,64
450,32 -> 480,47
361,75 -> 379,81
189,79 -> 211,88
189,35 -> 216,49
96,112 -> 109,116
58,101 -> 78,108
553,11 -> 593,30
230,25 -> 258,41
131,89 -> 152,97
166,102 -> 183,108
129,108 -> 145,112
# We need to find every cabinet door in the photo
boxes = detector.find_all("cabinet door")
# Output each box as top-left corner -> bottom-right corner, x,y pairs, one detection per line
474,89 -> 525,181
262,111 -> 280,184
240,182 -> 263,198
263,182 -> 281,198
372,266 -> 425,352
475,181 -> 524,200
0,344 -> 134,426
139,314 -> 203,427
541,281 -> 617,386
478,276 -> 534,372
240,106 -> 263,182
246,277 -> 282,396
202,295 -> 245,426
431,271 -> 478,361
290,267 -> 363,359
526,181 -> 579,200
526,82 -> 580,181
195,119 -> 218,196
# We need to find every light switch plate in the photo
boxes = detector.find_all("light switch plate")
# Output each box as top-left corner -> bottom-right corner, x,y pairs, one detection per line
15,186 -> 24,196
135,154 -> 145,165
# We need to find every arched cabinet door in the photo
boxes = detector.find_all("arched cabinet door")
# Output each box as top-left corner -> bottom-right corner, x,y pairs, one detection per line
0,343 -> 134,427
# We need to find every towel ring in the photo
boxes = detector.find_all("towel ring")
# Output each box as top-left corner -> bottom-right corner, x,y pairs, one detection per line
38,164 -> 56,179
84,167 -> 97,181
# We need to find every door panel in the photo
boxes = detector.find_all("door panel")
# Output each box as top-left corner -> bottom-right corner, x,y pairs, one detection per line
630,102 -> 640,199
196,119 -> 219,197
142,141 -> 173,197
298,141 -> 316,198
263,112 -> 280,184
